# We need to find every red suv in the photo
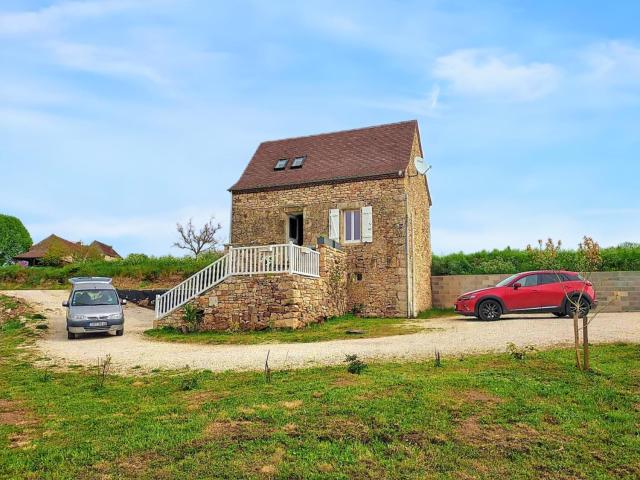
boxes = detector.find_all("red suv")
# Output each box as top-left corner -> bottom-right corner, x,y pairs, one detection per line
454,270 -> 597,321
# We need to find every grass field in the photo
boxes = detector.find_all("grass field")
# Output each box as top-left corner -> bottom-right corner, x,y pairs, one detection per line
143,310 -> 454,345
1,295 -> 639,479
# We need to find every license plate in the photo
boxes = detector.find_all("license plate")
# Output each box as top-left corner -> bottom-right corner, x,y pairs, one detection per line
89,321 -> 107,327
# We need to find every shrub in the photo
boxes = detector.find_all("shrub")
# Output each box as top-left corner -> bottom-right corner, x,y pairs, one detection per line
180,376 -> 199,391
506,342 -> 536,360
0,214 -> 32,265
183,303 -> 204,332
345,354 -> 367,374
433,243 -> 640,275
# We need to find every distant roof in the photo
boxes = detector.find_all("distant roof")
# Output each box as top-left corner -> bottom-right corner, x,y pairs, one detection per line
13,235 -> 121,260
13,234 -> 82,260
90,241 -> 121,258
229,120 -> 421,192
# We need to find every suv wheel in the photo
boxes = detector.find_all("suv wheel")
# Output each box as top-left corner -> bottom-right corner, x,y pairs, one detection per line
68,331 -> 76,340
566,297 -> 590,317
478,300 -> 502,321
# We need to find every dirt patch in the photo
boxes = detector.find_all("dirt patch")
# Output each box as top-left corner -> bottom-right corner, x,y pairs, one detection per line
183,390 -> 229,410
280,400 -> 303,409
456,416 -> 540,453
0,399 -> 39,449
318,417 -> 371,443
203,420 -> 272,443
458,388 -> 503,405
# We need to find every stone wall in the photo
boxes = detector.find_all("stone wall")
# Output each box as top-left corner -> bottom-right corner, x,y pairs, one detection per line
231,177 -> 409,317
230,131 -> 432,317
404,132 -> 432,313
431,272 -> 640,312
156,245 -> 347,331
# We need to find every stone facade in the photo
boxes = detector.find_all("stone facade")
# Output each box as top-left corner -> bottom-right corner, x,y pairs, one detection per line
156,245 -> 347,331
431,271 -> 640,313
230,134 -> 432,317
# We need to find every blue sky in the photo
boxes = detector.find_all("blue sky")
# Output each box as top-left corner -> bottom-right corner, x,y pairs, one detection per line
1,0 -> 639,256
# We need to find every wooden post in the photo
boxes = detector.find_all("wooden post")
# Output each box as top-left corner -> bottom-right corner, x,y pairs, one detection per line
573,311 -> 582,370
583,313 -> 590,371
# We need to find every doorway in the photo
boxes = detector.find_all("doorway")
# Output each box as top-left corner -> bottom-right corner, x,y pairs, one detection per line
288,214 -> 304,246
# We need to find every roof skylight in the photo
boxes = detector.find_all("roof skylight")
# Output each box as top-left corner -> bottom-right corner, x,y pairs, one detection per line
291,156 -> 305,168
274,158 -> 288,170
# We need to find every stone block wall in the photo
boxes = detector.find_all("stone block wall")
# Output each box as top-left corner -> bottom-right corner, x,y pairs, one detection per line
155,245 -> 347,331
431,272 -> 640,312
231,177 -> 410,317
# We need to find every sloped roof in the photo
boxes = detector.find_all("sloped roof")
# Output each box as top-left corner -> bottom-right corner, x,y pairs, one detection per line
13,234 -> 82,260
89,241 -> 121,258
229,120 -> 421,192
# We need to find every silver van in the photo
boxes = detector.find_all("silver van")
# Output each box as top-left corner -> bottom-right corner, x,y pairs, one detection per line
62,277 -> 126,340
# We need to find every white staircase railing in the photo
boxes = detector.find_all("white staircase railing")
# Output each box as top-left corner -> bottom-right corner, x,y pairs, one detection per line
155,243 -> 320,319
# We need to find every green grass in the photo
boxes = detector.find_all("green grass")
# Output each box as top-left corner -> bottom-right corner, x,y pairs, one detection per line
143,313 -> 450,345
0,252 -> 222,290
1,295 -> 639,479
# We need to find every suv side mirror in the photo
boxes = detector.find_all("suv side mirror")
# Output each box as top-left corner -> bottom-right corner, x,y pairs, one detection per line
62,301 -> 69,307
120,299 -> 127,305
513,282 -> 522,290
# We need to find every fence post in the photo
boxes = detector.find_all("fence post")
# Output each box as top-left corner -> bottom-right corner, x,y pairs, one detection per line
227,246 -> 233,276
289,242 -> 294,274
154,294 -> 159,319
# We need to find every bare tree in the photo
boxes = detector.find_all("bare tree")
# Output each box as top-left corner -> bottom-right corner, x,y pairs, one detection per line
527,236 -> 612,371
173,217 -> 222,257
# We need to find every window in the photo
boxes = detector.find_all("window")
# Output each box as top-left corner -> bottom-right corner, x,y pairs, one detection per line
517,274 -> 539,287
71,289 -> 119,306
344,210 -> 361,242
539,273 -> 561,285
274,158 -> 288,170
291,156 -> 305,168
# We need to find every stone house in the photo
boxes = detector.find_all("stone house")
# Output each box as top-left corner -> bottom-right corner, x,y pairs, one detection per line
155,120 -> 432,330
228,120 -> 432,317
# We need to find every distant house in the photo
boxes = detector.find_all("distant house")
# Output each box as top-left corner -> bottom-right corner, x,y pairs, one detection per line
89,241 -> 122,261
13,234 -> 121,266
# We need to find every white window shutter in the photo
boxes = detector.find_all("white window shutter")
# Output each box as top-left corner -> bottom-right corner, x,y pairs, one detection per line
329,209 -> 340,241
361,206 -> 373,243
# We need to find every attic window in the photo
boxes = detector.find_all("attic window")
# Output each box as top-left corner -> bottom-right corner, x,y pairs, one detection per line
291,156 -> 305,168
274,158 -> 288,170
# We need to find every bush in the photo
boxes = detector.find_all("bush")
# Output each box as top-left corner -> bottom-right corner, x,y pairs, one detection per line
0,252 -> 223,288
433,243 -> 640,275
0,214 -> 32,265
345,354 -> 367,374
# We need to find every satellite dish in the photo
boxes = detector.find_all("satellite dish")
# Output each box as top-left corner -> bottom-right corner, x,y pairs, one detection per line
414,156 -> 429,175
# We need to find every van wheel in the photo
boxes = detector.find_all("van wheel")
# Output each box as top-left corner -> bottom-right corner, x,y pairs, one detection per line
478,300 -> 502,321
68,331 -> 76,340
116,329 -> 124,337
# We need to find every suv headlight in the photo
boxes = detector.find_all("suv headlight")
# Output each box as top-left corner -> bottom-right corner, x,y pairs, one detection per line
106,313 -> 123,320
459,294 -> 476,301
70,314 -> 88,320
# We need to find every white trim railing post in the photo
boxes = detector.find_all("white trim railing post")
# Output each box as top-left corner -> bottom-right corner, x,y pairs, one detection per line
288,242 -> 294,274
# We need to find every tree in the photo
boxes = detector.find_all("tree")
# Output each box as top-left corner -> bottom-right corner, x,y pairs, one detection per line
527,236 -> 607,371
0,214 -> 33,265
173,217 -> 222,257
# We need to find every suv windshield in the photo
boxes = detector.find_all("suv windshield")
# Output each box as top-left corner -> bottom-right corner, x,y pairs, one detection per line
71,289 -> 119,306
495,274 -> 520,287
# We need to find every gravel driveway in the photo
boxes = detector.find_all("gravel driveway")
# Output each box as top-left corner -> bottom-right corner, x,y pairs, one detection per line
4,290 -> 640,373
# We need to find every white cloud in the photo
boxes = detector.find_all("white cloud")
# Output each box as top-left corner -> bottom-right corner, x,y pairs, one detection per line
47,41 -> 167,85
0,0 -> 146,36
582,40 -> 640,87
433,49 -> 561,101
